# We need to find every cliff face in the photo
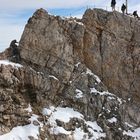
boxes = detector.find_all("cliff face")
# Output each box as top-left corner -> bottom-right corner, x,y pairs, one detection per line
82,9 -> 140,100
0,8 -> 140,140
19,8 -> 140,100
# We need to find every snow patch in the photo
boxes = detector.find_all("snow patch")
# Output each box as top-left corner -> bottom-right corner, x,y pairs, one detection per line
117,97 -> 123,105
75,62 -> 81,67
48,107 -> 83,124
74,128 -> 88,140
86,121 -> 103,132
86,68 -> 94,75
49,75 -> 58,80
42,108 -> 52,116
68,20 -> 84,26
50,126 -> 71,135
125,122 -> 133,128
86,121 -> 106,139
86,68 -> 101,83
90,87 -> 112,96
0,114 -> 42,140
24,104 -> 32,113
90,87 -> 123,105
0,124 -> 39,140
108,117 -> 117,123
74,20 -> 84,26
75,89 -> 83,98
123,127 -> 140,140
43,106 -> 106,139
0,60 -> 22,68
107,96 -> 116,100
43,107 -> 84,136
29,114 -> 38,123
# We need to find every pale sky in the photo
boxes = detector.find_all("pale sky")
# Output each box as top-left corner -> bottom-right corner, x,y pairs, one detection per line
0,0 -> 140,52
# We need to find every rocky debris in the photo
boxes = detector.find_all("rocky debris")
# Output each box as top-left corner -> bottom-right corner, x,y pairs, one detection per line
0,61 -> 60,135
0,59 -> 139,140
0,8 -> 140,140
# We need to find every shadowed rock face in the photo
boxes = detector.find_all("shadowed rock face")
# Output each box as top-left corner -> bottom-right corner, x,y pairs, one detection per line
0,8 -> 140,140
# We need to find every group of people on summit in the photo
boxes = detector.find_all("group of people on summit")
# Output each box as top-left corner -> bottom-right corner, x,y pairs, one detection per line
111,0 -> 139,19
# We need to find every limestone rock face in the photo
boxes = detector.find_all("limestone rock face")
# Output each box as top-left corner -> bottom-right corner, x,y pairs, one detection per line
20,9 -> 74,83
19,8 -> 140,100
0,8 -> 140,140
82,9 -> 140,99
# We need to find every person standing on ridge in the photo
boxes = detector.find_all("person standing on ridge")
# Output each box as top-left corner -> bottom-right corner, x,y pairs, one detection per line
111,0 -> 116,11
9,39 -> 20,63
121,4 -> 126,15
133,11 -> 139,19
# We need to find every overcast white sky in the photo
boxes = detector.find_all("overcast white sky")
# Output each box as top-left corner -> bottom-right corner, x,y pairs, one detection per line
0,0 -> 140,52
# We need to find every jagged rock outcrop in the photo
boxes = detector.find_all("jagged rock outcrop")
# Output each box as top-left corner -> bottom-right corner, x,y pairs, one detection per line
19,8 -> 140,100
0,8 -> 140,140
82,9 -> 140,100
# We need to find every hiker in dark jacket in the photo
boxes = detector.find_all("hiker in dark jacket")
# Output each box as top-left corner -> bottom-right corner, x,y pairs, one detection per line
10,40 -> 18,55
9,39 -> 20,62
111,0 -> 116,11
121,4 -> 126,15
133,11 -> 139,18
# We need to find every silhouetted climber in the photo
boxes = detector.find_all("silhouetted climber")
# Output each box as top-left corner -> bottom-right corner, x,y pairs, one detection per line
111,0 -> 116,11
121,4 -> 126,15
9,39 -> 20,63
133,11 -> 139,18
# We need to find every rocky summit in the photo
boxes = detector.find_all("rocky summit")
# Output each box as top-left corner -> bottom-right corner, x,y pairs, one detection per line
0,8 -> 140,140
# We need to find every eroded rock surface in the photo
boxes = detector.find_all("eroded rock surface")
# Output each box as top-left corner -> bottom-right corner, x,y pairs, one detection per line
0,8 -> 140,140
82,9 -> 140,100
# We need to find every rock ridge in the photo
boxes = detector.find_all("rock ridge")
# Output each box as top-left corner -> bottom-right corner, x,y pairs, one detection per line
0,8 -> 140,140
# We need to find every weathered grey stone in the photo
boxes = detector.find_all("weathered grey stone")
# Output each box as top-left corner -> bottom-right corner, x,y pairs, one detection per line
82,9 -> 140,100
0,8 -> 140,140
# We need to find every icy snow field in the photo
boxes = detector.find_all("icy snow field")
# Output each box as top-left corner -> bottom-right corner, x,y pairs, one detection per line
42,106 -> 106,140
0,114 -> 40,140
0,106 -> 106,140
1,105 -> 140,140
